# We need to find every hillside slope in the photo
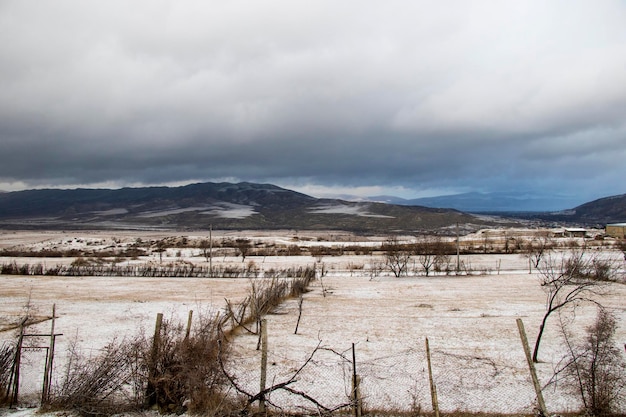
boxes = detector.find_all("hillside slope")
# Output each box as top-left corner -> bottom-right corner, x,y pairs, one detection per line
565,194 -> 626,224
0,182 -> 501,233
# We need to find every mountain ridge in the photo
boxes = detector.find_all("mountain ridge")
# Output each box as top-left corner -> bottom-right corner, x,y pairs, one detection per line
0,182 -> 623,231
0,182 -> 494,233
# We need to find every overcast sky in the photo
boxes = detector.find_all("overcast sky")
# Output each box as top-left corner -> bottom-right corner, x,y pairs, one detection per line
1,1 -> 625,205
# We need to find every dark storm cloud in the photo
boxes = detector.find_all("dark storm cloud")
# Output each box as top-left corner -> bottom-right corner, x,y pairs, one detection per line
1,1 -> 626,202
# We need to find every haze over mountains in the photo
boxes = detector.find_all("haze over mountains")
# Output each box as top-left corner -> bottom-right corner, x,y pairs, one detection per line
367,192 -> 582,213
0,182 -> 623,232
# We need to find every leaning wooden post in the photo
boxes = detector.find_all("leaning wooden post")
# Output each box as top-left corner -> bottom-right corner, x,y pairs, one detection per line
146,313 -> 163,407
294,295 -> 304,335
516,318 -> 548,416
425,337 -> 440,417
259,319 -> 268,414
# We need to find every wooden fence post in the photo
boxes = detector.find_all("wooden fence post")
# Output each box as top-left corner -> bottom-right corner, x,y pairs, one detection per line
42,304 -> 56,404
185,310 -> 193,341
9,318 -> 27,407
259,319 -> 268,414
146,313 -> 163,407
516,318 -> 548,416
352,343 -> 362,417
294,295 -> 303,335
425,337 -> 440,417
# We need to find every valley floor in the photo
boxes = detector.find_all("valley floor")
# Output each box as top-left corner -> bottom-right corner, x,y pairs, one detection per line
0,230 -> 625,415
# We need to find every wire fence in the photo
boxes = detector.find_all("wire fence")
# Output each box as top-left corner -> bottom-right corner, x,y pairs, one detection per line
225,326 -> 626,415
228,342 -> 544,414
4,326 -> 626,414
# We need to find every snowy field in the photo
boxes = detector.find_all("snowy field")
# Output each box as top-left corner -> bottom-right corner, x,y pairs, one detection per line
1,230 -> 625,415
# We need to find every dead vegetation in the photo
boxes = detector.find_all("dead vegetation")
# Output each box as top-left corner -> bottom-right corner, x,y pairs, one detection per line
41,270 -> 317,416
0,342 -> 14,406
554,308 -> 626,417
2,230 -> 625,416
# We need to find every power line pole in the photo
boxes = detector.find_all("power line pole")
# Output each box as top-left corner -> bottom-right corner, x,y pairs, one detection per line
456,222 -> 460,272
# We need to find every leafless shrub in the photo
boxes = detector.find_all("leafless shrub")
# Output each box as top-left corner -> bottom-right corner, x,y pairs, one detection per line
224,269 -> 316,337
50,310 -> 234,416
235,238 -> 252,261
145,313 -> 233,414
289,267 -> 315,297
50,336 -> 145,416
0,342 -> 15,405
561,249 -> 621,282
589,258 -> 620,282
310,246 -> 344,257
369,261 -> 384,280
555,308 -> 626,416
348,262 -> 364,272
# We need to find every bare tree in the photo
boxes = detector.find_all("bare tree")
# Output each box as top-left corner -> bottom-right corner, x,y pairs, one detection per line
199,239 -> 211,262
235,239 -> 252,262
153,240 -> 167,264
413,235 -> 452,276
533,249 -> 607,363
383,236 -> 411,277
525,232 -> 554,269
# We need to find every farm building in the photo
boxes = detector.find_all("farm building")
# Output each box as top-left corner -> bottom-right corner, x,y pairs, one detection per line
552,228 -> 588,238
605,223 -> 626,238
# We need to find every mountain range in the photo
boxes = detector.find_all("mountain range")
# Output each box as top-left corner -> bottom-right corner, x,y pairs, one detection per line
367,191 -> 583,213
0,182 -> 492,233
0,182 -> 623,232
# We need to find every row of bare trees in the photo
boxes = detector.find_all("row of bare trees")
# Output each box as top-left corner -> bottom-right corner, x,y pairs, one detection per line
383,236 -> 455,277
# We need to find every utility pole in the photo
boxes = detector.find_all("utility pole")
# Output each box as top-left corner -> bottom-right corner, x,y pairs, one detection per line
456,222 -> 460,272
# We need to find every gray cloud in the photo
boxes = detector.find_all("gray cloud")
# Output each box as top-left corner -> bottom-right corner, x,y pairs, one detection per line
1,1 -> 626,205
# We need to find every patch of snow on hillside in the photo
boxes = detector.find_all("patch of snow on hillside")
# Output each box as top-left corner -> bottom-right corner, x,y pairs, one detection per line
93,208 -> 129,216
137,206 -> 211,217
201,203 -> 256,219
309,204 -> 394,218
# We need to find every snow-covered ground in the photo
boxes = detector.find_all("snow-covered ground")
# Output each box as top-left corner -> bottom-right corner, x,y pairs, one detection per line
1,230 -> 625,415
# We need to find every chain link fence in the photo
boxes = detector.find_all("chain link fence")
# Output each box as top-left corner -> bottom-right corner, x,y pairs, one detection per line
229,341 -> 551,415
3,327 -> 625,414
15,346 -> 47,407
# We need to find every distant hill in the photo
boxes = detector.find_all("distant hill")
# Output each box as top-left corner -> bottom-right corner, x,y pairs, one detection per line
0,182 -> 505,233
369,192 -> 583,213
332,190 -> 626,227
571,194 -> 626,222
529,193 -> 626,226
